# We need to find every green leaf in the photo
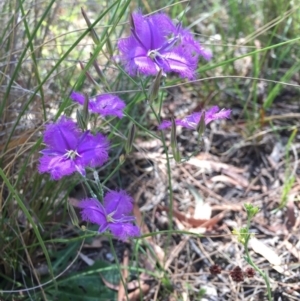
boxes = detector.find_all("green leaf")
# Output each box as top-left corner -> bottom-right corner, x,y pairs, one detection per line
47,260 -> 119,300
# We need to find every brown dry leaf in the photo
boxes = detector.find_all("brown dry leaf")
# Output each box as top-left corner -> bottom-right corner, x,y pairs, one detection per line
249,237 -> 291,276
126,282 -> 150,301
0,129 -> 35,151
158,205 -> 225,229
100,273 -> 119,291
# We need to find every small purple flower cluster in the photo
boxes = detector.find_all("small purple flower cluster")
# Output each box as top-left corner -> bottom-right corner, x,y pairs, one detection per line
38,91 -> 139,240
38,10 -> 231,241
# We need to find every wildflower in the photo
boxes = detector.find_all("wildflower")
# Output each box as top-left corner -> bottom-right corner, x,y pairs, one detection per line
209,264 -> 222,276
244,267 -> 255,278
78,190 -> 140,240
70,91 -> 126,118
158,106 -> 231,130
118,12 -> 211,79
38,116 -> 109,180
230,266 -> 244,282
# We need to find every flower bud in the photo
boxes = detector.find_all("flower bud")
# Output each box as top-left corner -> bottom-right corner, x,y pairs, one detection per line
76,109 -> 87,131
171,117 -> 181,162
81,7 -> 99,45
125,123 -> 136,154
105,32 -> 114,58
119,154 -> 126,164
148,69 -> 163,104
244,203 -> 260,219
79,61 -> 99,87
67,201 -> 79,228
129,13 -> 135,30
196,111 -> 206,137
91,54 -> 110,91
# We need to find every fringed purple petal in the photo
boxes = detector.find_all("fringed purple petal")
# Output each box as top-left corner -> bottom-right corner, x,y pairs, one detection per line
70,91 -> 85,105
158,120 -> 172,130
133,55 -> 159,76
108,223 -> 140,241
43,116 -> 80,152
38,155 -> 77,180
92,94 -> 126,118
176,112 -> 201,129
205,106 -> 219,116
77,132 -> 109,168
70,92 -> 126,118
104,190 -> 133,217
205,108 -> 231,123
131,12 -> 153,50
161,50 -> 197,79
78,198 -> 107,227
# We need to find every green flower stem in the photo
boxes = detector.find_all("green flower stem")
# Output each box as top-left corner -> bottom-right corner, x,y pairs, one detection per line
138,77 -> 174,233
150,105 -> 174,232
244,218 -> 272,301
81,175 -> 97,199
108,236 -> 129,301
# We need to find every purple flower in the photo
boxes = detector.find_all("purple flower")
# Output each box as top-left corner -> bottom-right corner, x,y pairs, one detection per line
118,12 -> 211,79
38,116 -> 109,180
70,91 -> 126,118
158,106 -> 231,130
78,190 -> 140,240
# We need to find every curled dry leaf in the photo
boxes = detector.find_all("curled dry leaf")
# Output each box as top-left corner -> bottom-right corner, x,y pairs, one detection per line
158,205 -> 225,229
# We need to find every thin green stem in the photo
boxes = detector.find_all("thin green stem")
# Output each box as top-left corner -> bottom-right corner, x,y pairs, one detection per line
81,176 -> 97,199
102,161 -> 123,186
108,237 -> 129,301
138,78 -> 174,233
244,217 -> 272,301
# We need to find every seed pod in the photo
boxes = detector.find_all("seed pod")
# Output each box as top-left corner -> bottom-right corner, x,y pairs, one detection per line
125,123 -> 136,154
79,61 -> 99,87
81,7 -> 99,45
67,201 -> 79,228
196,111 -> 206,137
148,69 -> 163,104
91,54 -> 110,91
105,32 -> 114,58
171,117 -> 181,162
